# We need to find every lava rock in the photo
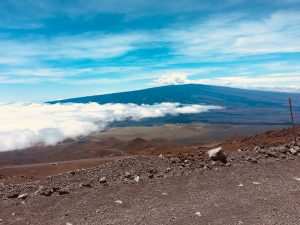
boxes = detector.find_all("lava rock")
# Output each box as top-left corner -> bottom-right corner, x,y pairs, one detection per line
266,151 -> 278,158
170,158 -> 177,163
250,158 -> 258,163
69,171 -> 76,176
52,187 -> 60,192
59,189 -> 70,195
81,183 -> 92,188
124,171 -> 132,179
7,192 -> 20,199
40,189 -> 53,197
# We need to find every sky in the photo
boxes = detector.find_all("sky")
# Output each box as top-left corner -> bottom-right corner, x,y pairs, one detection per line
1,0 -> 300,102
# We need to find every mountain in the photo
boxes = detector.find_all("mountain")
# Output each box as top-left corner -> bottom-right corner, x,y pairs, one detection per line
49,84 -> 300,125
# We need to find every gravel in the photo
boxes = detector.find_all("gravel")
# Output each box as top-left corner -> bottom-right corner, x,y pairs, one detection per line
0,143 -> 299,224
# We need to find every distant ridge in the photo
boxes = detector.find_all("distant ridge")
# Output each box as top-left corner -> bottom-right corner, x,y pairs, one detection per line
49,84 -> 300,125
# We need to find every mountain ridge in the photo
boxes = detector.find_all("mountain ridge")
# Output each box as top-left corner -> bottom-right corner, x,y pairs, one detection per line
49,84 -> 300,125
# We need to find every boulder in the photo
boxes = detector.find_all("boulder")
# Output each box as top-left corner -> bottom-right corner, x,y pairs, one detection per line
134,175 -> 140,182
289,146 -> 299,155
58,189 -> 69,195
207,147 -> 227,163
81,183 -> 92,188
17,193 -> 28,200
40,188 -> 53,196
99,176 -> 107,184
124,171 -> 132,179
7,192 -> 20,199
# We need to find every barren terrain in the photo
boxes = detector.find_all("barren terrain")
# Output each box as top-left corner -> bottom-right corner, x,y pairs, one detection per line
0,123 -> 287,184
0,126 -> 299,225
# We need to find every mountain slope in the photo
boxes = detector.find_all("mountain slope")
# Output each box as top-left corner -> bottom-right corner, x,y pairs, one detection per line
49,84 -> 300,125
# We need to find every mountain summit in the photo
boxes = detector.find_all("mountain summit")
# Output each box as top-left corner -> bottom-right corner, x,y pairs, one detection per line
50,84 -> 300,125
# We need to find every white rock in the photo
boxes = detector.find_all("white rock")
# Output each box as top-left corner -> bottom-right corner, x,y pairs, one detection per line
253,146 -> 260,151
158,154 -> 164,159
17,193 -> 28,199
115,200 -> 123,204
195,211 -> 202,217
252,181 -> 261,185
99,176 -> 107,183
66,223 -> 73,225
289,146 -> 299,155
207,147 -> 227,162
238,183 -> 244,187
134,175 -> 140,182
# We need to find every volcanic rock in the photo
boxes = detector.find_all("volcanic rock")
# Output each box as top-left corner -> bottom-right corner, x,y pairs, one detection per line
17,193 -> 28,199
52,187 -> 60,192
99,177 -> 107,184
59,189 -> 70,195
124,171 -> 132,179
40,189 -> 53,197
81,183 -> 92,188
207,147 -> 227,163
7,192 -> 19,199
289,146 -> 299,155
134,175 -> 140,182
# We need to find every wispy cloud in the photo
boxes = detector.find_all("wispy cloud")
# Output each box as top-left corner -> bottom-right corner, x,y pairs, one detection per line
1,1 -> 300,100
0,32 -> 149,63
166,11 -> 300,60
152,71 -> 300,92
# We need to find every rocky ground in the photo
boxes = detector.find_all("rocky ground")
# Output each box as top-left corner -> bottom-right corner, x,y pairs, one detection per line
0,134 -> 299,224
0,123 -> 286,167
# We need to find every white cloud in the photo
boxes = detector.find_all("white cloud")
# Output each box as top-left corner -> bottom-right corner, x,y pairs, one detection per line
1,9 -> 300,96
151,71 -> 300,92
0,32 -> 149,66
0,102 -> 222,151
194,73 -> 300,92
167,11 -> 300,60
151,72 -> 190,85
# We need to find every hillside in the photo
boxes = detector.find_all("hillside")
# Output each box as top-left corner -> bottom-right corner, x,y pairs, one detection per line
50,84 -> 300,125
1,127 -> 299,225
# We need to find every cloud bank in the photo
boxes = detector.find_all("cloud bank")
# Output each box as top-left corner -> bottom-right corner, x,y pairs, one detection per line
0,102 -> 222,152
151,72 -> 191,86
152,72 -> 300,93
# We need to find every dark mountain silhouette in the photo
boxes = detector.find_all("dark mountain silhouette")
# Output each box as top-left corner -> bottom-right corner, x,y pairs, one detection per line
49,84 -> 300,125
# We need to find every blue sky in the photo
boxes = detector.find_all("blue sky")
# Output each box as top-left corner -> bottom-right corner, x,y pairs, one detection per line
1,0 -> 300,102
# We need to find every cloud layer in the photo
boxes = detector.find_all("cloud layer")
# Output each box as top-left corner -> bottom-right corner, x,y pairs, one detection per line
0,102 -> 221,151
152,72 -> 300,92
